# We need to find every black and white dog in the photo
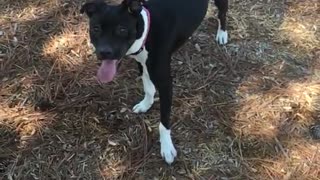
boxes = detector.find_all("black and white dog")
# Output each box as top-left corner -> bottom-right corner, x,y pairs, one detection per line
80,0 -> 228,164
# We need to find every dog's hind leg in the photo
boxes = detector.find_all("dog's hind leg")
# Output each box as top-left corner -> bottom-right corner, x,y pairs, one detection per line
214,0 -> 228,44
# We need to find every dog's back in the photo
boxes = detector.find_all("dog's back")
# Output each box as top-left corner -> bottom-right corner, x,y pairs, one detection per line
146,0 -> 210,52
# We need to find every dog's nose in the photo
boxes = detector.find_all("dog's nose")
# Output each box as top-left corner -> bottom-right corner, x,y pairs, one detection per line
101,49 -> 113,57
97,46 -> 114,59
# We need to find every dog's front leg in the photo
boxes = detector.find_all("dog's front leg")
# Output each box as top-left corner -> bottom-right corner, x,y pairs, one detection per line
150,65 -> 177,165
133,49 -> 156,113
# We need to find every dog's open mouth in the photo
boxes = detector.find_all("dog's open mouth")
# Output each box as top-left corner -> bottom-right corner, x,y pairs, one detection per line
97,60 -> 120,83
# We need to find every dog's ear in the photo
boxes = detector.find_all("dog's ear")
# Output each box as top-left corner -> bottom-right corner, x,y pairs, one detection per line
80,1 -> 105,17
122,0 -> 144,15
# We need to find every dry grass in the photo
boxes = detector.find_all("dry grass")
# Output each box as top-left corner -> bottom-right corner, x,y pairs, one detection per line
278,0 -> 320,52
1,0 -> 320,179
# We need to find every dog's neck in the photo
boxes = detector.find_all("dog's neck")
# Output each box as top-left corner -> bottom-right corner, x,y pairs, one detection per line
126,7 -> 150,56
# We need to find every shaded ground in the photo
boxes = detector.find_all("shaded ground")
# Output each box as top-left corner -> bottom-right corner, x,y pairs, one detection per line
0,0 -> 319,179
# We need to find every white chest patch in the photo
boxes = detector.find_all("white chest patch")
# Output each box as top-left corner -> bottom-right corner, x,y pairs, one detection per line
131,48 -> 156,113
126,8 -> 150,55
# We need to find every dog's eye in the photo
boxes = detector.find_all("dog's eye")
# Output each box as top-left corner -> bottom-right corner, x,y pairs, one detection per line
92,26 -> 101,33
115,26 -> 128,37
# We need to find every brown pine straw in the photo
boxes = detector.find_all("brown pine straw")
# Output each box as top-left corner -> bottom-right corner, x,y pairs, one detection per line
0,0 -> 319,179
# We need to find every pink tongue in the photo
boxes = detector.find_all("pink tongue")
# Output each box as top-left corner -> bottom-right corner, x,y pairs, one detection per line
97,60 -> 117,83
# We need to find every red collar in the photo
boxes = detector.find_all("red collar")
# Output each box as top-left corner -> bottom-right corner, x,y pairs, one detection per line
130,7 -> 151,55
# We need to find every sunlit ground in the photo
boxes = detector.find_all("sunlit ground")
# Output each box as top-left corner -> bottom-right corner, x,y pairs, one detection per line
278,1 -> 319,52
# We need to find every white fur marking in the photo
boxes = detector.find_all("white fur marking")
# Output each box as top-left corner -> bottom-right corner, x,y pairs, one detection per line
159,123 -> 177,164
216,20 -> 228,45
126,9 -> 149,55
131,48 -> 156,113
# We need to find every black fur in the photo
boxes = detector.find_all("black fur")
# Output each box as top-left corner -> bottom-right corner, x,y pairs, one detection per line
81,0 -> 144,60
81,0 -> 228,129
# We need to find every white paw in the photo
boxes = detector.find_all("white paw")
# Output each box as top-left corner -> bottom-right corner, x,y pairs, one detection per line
159,123 -> 177,164
161,141 -> 177,164
216,29 -> 228,45
133,98 -> 152,113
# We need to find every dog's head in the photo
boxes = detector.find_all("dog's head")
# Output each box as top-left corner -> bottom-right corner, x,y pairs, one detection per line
81,0 -> 144,83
